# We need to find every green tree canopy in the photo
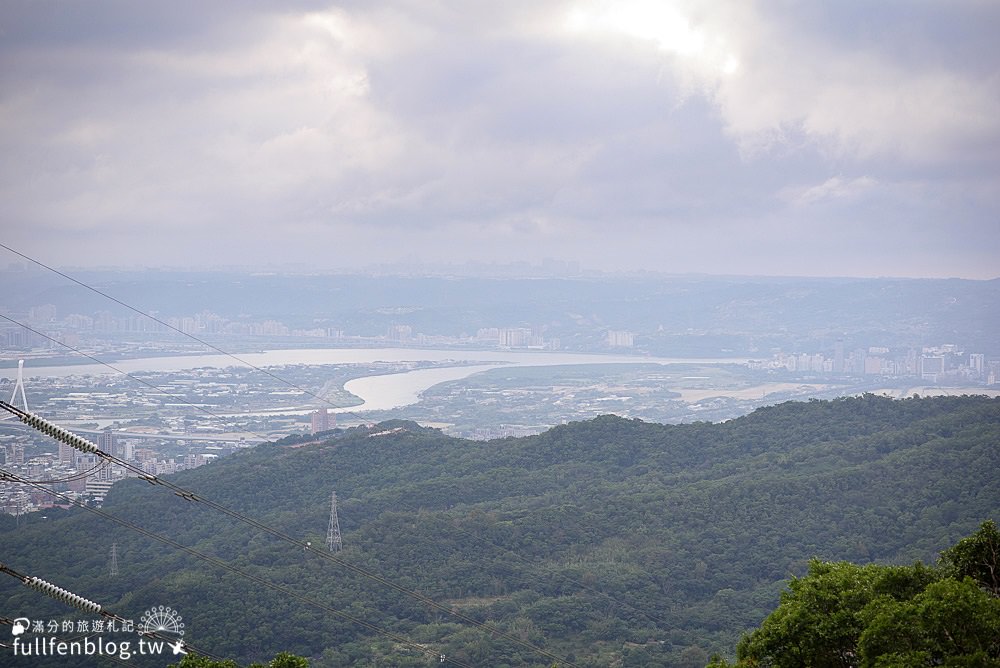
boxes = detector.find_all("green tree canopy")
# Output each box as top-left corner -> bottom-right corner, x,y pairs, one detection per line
940,520 -> 1000,597
716,522 -> 1000,668
171,651 -> 308,668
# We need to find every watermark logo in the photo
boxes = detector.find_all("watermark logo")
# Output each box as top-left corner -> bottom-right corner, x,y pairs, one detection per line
11,618 -> 30,636
7,606 -> 189,660
139,606 -> 185,639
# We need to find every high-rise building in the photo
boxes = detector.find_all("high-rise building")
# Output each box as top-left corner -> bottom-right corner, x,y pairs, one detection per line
607,330 -> 635,348
311,408 -> 335,434
85,479 -> 115,503
499,328 -> 526,347
28,304 -> 57,322
921,356 -> 945,381
75,452 -> 99,473
58,441 -> 75,466
864,356 -> 884,375
833,340 -> 845,373
986,361 -> 1000,385
499,327 -> 543,347
387,324 -> 412,342
476,327 -> 501,342
969,353 -> 985,378
98,429 -> 116,456
96,461 -> 115,482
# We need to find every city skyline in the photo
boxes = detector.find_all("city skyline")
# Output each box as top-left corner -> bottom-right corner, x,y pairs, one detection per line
1,2 -> 998,279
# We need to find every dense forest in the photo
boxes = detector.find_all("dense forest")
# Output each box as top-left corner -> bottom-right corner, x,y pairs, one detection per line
2,394 -> 998,666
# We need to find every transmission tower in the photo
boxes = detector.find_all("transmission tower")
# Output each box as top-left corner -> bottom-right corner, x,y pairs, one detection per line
326,492 -> 342,552
109,542 -> 119,577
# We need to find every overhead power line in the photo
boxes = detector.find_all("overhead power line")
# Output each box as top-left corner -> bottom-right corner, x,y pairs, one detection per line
0,242 -> 618,664
0,315 -> 555,661
0,314 -> 277,446
0,469 -> 475,668
0,403 -> 579,667
0,241 -> 367,421
0,562 -> 221,660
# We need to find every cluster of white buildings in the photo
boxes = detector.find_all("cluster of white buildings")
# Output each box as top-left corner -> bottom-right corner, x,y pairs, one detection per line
8,304 -> 580,351
606,330 -> 635,348
749,344 -> 995,383
474,327 -> 561,349
465,425 -> 544,441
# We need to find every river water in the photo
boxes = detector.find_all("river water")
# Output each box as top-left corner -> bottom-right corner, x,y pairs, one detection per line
3,348 -> 748,413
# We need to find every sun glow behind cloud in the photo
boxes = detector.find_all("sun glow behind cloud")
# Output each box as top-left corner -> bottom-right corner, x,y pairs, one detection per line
1,1 -> 997,277
566,1 -> 739,77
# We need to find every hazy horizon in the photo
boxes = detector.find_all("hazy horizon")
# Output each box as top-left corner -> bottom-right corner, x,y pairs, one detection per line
3,254 -> 998,283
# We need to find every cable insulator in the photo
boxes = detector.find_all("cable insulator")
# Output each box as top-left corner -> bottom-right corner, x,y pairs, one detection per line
25,577 -> 103,615
17,412 -> 101,454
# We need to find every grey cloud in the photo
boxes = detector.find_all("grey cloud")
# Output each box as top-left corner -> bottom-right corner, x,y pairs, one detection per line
0,1 -> 997,278
0,1 -> 323,50
773,0 -> 1000,76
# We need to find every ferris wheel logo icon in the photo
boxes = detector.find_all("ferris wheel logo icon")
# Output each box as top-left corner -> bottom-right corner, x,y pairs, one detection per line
138,606 -> 185,638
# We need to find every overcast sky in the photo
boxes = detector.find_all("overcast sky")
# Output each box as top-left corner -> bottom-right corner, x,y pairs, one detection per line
1,1 -> 998,278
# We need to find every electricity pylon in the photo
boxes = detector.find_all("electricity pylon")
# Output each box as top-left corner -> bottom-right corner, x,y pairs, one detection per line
109,542 -> 119,577
326,492 -> 342,552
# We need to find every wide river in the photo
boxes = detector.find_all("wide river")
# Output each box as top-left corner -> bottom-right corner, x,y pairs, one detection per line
3,348 -> 748,413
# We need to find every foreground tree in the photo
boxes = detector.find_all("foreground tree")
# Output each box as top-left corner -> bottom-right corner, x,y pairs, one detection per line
711,521 -> 1000,667
171,652 -> 308,668
940,519 -> 1000,597
858,577 -> 1000,666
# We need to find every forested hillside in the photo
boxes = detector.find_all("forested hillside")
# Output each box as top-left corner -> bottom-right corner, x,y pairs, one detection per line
2,394 -> 998,666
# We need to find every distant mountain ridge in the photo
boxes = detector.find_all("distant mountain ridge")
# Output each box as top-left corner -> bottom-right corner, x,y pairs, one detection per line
1,394 -> 998,666
2,270 -> 997,355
